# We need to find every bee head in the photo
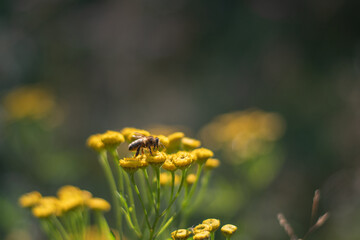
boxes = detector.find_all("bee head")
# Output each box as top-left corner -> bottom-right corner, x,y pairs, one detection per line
155,137 -> 160,146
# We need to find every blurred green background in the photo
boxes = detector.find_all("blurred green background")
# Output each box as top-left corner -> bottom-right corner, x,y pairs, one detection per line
1,0 -> 360,239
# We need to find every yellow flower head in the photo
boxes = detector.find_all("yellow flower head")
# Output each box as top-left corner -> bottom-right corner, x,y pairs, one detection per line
101,131 -> 125,149
119,157 -> 142,173
172,151 -> 194,169
82,190 -> 93,201
57,185 -> 82,199
162,155 -> 178,172
192,148 -> 214,164
121,128 -> 150,142
221,224 -> 237,238
86,198 -> 111,212
202,219 -> 220,232
204,158 -> 220,170
32,197 -> 61,218
193,224 -> 211,234
60,195 -> 84,212
137,155 -> 149,169
146,152 -> 167,167
3,86 -> 55,120
19,191 -> 42,208
87,134 -> 105,152
155,135 -> 170,148
171,229 -> 192,240
167,132 -> 185,151
181,137 -> 201,151
160,172 -> 171,186
186,174 -> 196,185
193,231 -> 210,240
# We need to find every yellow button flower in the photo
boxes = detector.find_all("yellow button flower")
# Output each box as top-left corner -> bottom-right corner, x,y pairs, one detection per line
186,174 -> 196,185
204,158 -> 220,170
193,224 -> 211,234
121,128 -> 150,142
155,135 -> 170,148
221,224 -> 237,238
86,198 -> 111,212
181,137 -> 201,151
146,152 -> 167,167
193,230 -> 210,240
19,191 -> 42,208
119,157 -> 142,173
172,151 -> 194,169
171,229 -> 191,240
192,148 -> 214,164
202,219 -> 220,232
32,197 -> 61,218
167,132 -> 185,151
162,155 -> 178,172
101,130 -> 125,149
86,134 -> 105,152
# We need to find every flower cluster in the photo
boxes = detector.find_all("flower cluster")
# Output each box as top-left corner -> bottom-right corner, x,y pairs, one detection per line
85,127 -> 220,240
200,110 -> 285,163
171,218 -> 237,240
19,185 -> 113,240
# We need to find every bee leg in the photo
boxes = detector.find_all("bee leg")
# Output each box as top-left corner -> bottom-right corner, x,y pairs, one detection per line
135,147 -> 141,157
148,146 -> 153,155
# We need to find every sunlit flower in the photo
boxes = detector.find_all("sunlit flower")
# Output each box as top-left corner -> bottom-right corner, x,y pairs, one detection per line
204,158 -> 220,170
186,174 -> 196,185
146,152 -> 167,167
57,185 -> 82,199
155,135 -> 170,148
19,191 -> 42,208
60,195 -> 84,212
121,128 -> 150,142
167,132 -> 185,151
101,131 -> 125,149
221,224 -> 237,238
119,157 -> 142,173
87,134 -> 105,152
193,230 -> 210,240
86,198 -> 111,212
172,151 -> 194,169
2,86 -> 55,120
193,224 -> 211,234
32,197 -> 61,218
181,137 -> 201,151
202,219 -> 220,232
162,155 -> 178,172
171,229 -> 191,240
192,148 -> 213,164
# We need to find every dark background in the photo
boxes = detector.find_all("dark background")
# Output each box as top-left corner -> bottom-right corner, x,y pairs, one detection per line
1,0 -> 360,239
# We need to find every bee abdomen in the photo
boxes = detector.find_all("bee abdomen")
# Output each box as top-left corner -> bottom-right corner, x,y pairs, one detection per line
128,139 -> 142,150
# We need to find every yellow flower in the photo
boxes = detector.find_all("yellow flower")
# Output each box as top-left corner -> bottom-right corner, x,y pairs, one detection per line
160,172 -> 171,186
82,190 -> 93,201
193,230 -> 210,240
192,148 -> 214,164
181,137 -> 201,151
204,158 -> 220,170
101,130 -> 125,149
57,185 -> 83,199
121,127 -> 150,142
193,224 -> 211,234
186,174 -> 196,185
155,135 -> 170,148
162,155 -> 178,172
171,229 -> 191,240
60,195 -> 84,212
119,157 -> 142,173
221,224 -> 237,238
2,86 -> 55,120
87,134 -> 105,152
202,219 -> 220,232
32,197 -> 61,218
86,198 -> 111,212
172,151 -> 194,169
146,152 -> 167,167
19,191 -> 42,208
167,132 -> 185,151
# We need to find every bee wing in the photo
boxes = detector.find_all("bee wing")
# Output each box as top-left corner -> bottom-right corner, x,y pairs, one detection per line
132,132 -> 146,139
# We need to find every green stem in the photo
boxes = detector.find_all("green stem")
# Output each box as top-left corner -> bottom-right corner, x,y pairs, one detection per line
169,171 -> 175,203
211,232 -> 215,240
95,211 -> 112,240
51,216 -> 70,240
130,173 -> 152,231
182,164 -> 204,209
142,168 -> 157,210
123,172 -> 141,231
98,151 -> 122,239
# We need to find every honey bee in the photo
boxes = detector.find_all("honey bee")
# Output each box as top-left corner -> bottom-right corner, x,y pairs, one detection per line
128,133 -> 164,157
